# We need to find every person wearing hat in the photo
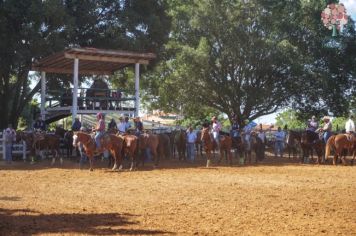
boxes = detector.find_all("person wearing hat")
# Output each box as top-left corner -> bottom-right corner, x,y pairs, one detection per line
92,112 -> 105,151
72,118 -> 82,131
117,116 -> 126,134
108,118 -> 117,131
320,116 -> 332,143
133,117 -> 143,136
306,115 -> 319,133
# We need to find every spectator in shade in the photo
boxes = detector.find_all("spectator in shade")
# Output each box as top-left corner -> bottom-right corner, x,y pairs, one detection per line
3,124 -> 16,164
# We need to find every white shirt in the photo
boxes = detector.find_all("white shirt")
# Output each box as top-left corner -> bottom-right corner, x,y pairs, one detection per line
345,119 -> 355,133
211,122 -> 221,139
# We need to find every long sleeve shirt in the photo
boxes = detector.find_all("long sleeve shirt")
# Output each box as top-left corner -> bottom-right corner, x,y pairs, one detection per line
345,119 -> 355,133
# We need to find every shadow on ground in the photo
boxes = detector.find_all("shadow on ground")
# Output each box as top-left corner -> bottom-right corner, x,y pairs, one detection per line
0,208 -> 173,235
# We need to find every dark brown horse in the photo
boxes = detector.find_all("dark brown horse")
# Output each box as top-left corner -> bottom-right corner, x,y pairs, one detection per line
300,131 -> 324,164
73,132 -> 123,171
137,133 -> 160,167
158,133 -> 171,160
285,130 -> 302,160
200,127 -> 233,167
325,134 -> 356,165
174,130 -> 186,161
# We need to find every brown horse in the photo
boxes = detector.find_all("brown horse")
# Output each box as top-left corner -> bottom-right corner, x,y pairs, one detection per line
285,130 -> 302,160
300,131 -> 324,164
325,134 -> 356,165
158,133 -> 171,160
174,130 -> 186,161
137,133 -> 160,167
200,127 -> 233,167
32,132 -> 62,165
120,134 -> 138,171
73,132 -> 123,171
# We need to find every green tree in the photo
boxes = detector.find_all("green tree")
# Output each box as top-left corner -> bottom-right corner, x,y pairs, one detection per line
275,110 -> 306,130
146,0 -> 355,127
0,0 -> 171,129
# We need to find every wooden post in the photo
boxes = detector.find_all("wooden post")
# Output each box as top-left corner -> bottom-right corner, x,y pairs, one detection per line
135,63 -> 140,117
72,58 -> 79,125
40,71 -> 46,120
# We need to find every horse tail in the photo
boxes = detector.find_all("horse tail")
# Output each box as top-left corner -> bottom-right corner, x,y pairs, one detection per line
325,135 -> 335,160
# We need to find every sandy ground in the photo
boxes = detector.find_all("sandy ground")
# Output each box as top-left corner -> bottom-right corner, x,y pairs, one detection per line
0,155 -> 355,236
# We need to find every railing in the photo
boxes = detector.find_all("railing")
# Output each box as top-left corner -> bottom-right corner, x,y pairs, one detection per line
46,88 -> 136,111
0,132 -> 28,161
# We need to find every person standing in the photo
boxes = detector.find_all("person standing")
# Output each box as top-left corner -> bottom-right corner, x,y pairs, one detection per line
186,126 -> 197,162
72,118 -> 82,131
274,127 -> 285,158
3,124 -> 16,164
257,128 -> 266,160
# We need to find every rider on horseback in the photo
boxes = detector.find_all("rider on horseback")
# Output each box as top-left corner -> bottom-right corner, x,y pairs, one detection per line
317,116 -> 332,144
306,115 -> 319,133
93,112 -> 105,151
230,114 -> 240,138
211,116 -> 221,150
345,114 -> 355,141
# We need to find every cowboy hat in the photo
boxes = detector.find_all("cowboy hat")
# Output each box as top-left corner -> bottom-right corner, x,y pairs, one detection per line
322,116 -> 330,121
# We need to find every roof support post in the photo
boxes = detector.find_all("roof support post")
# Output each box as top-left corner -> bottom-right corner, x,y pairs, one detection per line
72,58 -> 79,125
40,71 -> 46,120
134,63 -> 140,117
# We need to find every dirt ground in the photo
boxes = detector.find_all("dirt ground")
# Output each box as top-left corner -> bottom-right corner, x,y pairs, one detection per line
0,155 -> 355,236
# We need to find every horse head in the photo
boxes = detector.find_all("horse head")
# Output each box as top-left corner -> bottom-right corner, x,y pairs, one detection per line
201,127 -> 211,143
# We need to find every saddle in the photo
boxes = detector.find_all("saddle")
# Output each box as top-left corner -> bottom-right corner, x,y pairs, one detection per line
345,133 -> 355,142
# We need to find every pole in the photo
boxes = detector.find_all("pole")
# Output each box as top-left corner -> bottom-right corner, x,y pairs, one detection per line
40,72 -> 46,120
135,63 -> 140,117
72,58 -> 79,125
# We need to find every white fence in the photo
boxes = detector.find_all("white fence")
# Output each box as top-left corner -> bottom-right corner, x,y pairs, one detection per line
0,132 -> 29,161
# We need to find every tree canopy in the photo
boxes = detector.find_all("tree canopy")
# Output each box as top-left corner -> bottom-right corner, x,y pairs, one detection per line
0,0 -> 171,129
145,0 -> 356,127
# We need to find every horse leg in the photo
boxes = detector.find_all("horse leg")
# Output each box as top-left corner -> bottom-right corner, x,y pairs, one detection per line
228,150 -> 232,166
153,149 -> 159,168
111,150 -> 118,170
206,151 -> 211,167
89,156 -> 94,171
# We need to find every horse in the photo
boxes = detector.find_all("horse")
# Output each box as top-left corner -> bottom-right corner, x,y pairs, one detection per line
252,133 -> 265,162
285,130 -> 302,160
72,131 -> 123,171
174,130 -> 186,161
55,127 -> 74,158
115,134 -> 138,171
325,134 -> 356,165
32,132 -> 62,165
300,131 -> 324,164
158,133 -> 171,160
240,132 -> 254,164
137,133 -> 160,167
200,127 -> 233,167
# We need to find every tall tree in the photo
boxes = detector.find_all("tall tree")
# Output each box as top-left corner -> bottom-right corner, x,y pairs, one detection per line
146,0 -> 355,127
0,0 -> 171,129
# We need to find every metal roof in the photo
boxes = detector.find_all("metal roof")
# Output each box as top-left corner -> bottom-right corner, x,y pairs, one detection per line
32,48 -> 156,75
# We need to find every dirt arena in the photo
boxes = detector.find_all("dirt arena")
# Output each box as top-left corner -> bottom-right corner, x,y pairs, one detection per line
0,156 -> 355,236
